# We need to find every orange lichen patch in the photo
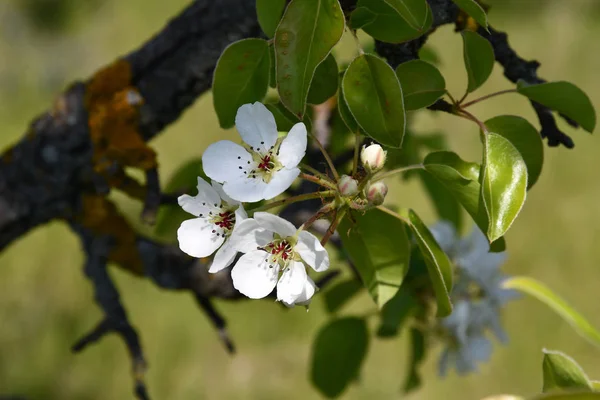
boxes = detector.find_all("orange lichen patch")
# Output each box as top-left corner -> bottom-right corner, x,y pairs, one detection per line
456,11 -> 480,32
86,59 -> 132,104
74,194 -> 144,276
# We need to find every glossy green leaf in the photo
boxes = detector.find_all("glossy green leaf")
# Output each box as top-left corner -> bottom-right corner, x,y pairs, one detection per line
451,0 -> 488,28
323,279 -> 363,314
531,393 -> 600,400
311,317 -> 369,398
342,54 -> 406,148
350,0 -> 432,44
213,39 -> 271,128
265,101 -> 312,132
420,171 -> 463,231
462,30 -> 494,93
481,132 -> 528,242
403,328 -> 427,393
404,209 -> 453,316
377,289 -> 416,337
275,0 -> 344,118
256,0 -> 287,38
542,349 -> 593,393
155,158 -> 206,239
485,115 -> 544,189
338,208 -> 411,308
503,277 -> 600,348
338,75 -> 359,132
269,44 -> 277,88
517,81 -> 596,133
307,53 -> 338,105
395,59 -> 446,110
423,151 -> 506,252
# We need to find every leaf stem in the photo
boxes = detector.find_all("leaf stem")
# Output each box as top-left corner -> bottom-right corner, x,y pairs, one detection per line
460,89 -> 518,108
376,205 -> 410,224
371,164 -> 424,182
321,207 -> 348,246
300,163 -> 332,182
300,203 -> 335,231
300,172 -> 337,190
445,90 -> 458,106
308,132 -> 341,182
457,109 -> 489,134
251,190 -> 336,212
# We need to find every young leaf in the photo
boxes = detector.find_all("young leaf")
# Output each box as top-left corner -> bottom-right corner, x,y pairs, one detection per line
342,54 -> 406,148
377,289 -> 416,337
503,277 -> 600,348
213,39 -> 271,129
395,59 -> 446,110
274,0 -> 344,118
307,53 -> 339,105
403,328 -> 427,393
404,209 -> 453,317
423,151 -> 506,252
451,0 -> 488,29
542,349 -> 593,393
517,81 -> 596,133
338,208 -> 411,308
350,0 -> 432,44
485,115 -> 544,189
256,0 -> 287,38
310,317 -> 369,398
480,132 -> 528,242
323,279 -> 363,314
462,30 -> 495,93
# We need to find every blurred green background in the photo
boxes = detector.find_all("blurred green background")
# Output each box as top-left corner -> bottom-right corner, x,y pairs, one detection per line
1,0 -> 600,399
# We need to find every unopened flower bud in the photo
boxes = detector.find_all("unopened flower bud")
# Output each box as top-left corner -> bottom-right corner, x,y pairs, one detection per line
360,144 -> 386,173
366,181 -> 388,205
338,175 -> 359,197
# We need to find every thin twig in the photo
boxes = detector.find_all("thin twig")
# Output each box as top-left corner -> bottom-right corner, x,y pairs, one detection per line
460,89 -> 517,108
299,162 -> 333,182
457,109 -> 489,134
301,204 -> 335,231
372,164 -> 424,182
299,172 -> 337,190
321,207 -> 347,246
376,205 -> 410,224
252,190 -> 336,212
308,132 -> 341,182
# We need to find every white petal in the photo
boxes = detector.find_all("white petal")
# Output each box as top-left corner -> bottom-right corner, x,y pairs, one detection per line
223,177 -> 268,203
177,218 -> 224,258
277,261 -> 308,306
296,231 -> 329,272
202,140 -> 252,183
294,275 -> 317,306
231,251 -> 279,299
209,238 -> 237,273
229,218 -> 272,253
177,177 -> 221,216
234,203 -> 248,222
278,122 -> 307,168
254,212 -> 297,237
211,180 -> 239,206
235,102 -> 278,152
262,167 -> 300,200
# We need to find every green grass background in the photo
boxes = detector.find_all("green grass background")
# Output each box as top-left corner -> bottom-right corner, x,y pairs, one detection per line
1,0 -> 600,398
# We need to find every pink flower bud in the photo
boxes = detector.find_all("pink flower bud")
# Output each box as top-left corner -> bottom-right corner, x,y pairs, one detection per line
360,144 -> 386,173
338,175 -> 359,197
366,181 -> 388,205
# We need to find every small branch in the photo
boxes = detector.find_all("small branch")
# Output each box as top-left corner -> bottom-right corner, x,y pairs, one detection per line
372,164 -> 424,182
457,109 -> 489,134
252,190 -> 336,212
460,89 -> 517,108
301,203 -> 335,231
299,173 -> 337,190
321,207 -> 348,246
299,162 -> 333,182
308,132 -> 340,182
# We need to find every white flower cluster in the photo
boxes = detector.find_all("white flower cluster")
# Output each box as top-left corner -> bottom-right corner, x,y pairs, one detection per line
430,222 -> 519,376
176,102 -> 329,306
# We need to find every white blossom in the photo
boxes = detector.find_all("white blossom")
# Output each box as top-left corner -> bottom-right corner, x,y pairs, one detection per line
338,175 -> 359,196
202,102 -> 307,203
228,212 -> 329,307
360,143 -> 386,173
177,177 -> 246,273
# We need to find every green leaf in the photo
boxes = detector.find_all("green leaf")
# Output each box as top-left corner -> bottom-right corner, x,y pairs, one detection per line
532,393 -> 600,400
213,39 -> 271,129
480,132 -> 528,242
462,30 -> 494,93
311,317 -> 369,398
307,53 -> 338,105
592,381 -> 600,391
542,349 -> 593,393
256,0 -> 287,38
338,75 -> 359,132
269,44 -> 277,88
395,59 -> 446,110
377,289 -> 416,337
403,328 -> 427,393
423,151 -> 506,252
155,158 -> 206,239
485,115 -> 544,189
517,81 -> 596,133
342,54 -> 406,148
403,209 -> 453,317
419,171 -> 463,231
265,101 -> 312,132
275,0 -> 344,118
451,0 -> 488,29
338,208 -> 411,308
350,0 -> 432,43
503,277 -> 600,348
323,279 -> 363,314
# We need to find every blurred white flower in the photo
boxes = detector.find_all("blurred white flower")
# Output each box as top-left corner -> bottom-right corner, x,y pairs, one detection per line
177,178 -> 246,273
202,102 -> 307,203
228,212 -> 329,307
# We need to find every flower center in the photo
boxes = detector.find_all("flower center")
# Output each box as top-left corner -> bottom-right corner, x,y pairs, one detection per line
209,209 -> 236,237
263,238 -> 296,268
258,154 -> 275,171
